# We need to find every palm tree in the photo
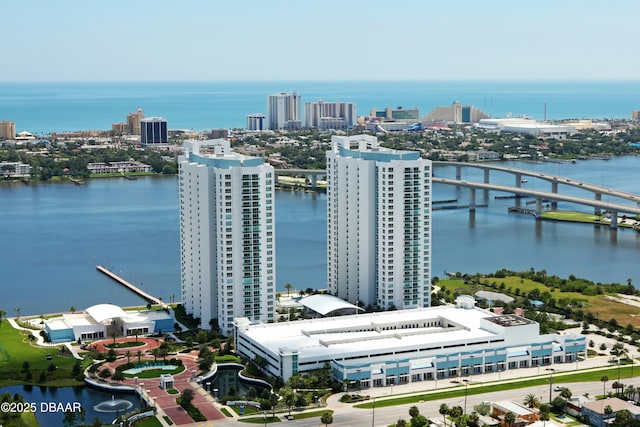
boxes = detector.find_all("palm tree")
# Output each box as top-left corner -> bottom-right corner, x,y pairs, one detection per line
0,309 -> 6,323
523,393 -> 539,408
539,410 -> 550,427
320,412 -> 333,426
136,350 -> 143,364
285,283 -> 293,297
504,411 -> 516,427
125,350 -> 132,364
601,375 -> 609,397
15,307 -> 20,319
409,406 -> 420,419
559,387 -> 572,400
439,403 -> 449,426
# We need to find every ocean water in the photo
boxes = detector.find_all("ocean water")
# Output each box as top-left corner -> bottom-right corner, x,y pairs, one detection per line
1,80 -> 639,134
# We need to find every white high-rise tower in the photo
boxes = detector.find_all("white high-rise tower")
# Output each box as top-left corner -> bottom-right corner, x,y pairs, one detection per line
326,135 -> 432,310
179,139 -> 276,335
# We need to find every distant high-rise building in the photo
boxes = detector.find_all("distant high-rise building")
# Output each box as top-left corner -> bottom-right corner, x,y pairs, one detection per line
111,122 -> 128,136
326,135 -> 432,310
267,92 -> 301,130
423,102 -> 490,124
632,111 -> 640,121
370,106 -> 420,121
304,101 -> 357,130
127,108 -> 145,135
246,113 -> 266,131
140,117 -> 168,145
0,120 -> 16,140
178,139 -> 276,335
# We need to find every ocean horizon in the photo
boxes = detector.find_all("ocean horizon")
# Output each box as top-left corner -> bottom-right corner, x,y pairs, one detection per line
1,80 -> 639,134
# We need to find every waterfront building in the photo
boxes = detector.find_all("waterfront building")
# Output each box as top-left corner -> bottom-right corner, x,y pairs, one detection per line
87,160 -> 152,174
179,139 -> 275,336
44,304 -> 174,343
267,92 -> 301,130
326,134 -> 431,309
423,102 -> 490,124
127,107 -> 145,135
304,101 -> 357,130
632,110 -> 640,121
234,296 -> 586,383
246,113 -> 266,131
140,117 -> 168,145
0,161 -> 32,178
0,120 -> 16,140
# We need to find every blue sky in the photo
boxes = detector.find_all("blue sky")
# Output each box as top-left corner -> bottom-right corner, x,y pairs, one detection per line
2,0 -> 639,82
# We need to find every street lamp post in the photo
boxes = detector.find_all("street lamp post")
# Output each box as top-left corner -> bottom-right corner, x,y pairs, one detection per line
263,411 -> 267,427
546,368 -> 555,404
463,380 -> 470,415
371,397 -> 375,427
617,358 -> 621,396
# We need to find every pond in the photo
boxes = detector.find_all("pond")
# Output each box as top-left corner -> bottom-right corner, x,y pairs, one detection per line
0,384 -> 143,427
204,365 -> 270,400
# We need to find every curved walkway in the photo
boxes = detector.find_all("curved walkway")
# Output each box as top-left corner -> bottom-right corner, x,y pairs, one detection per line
7,318 -> 83,360
88,350 -> 225,426
91,337 -> 160,354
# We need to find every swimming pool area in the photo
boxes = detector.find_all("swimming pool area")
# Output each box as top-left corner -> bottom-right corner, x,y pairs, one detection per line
123,363 -> 178,375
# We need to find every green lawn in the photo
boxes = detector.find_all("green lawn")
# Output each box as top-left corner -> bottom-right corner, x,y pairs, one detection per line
0,321 -> 85,386
355,365 -> 636,409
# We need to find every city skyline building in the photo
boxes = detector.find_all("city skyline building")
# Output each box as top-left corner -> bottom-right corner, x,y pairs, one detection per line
140,117 -> 168,145
0,120 -> 16,140
370,106 -> 420,121
246,113 -> 266,131
326,134 -> 432,310
178,139 -> 276,335
423,101 -> 490,124
127,107 -> 145,135
267,92 -> 301,130
304,100 -> 357,130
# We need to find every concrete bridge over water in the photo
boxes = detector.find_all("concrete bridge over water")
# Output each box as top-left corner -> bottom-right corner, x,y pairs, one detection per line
276,163 -> 640,228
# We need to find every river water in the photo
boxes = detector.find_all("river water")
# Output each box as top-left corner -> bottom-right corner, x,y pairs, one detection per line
0,157 -> 638,316
0,156 -> 639,424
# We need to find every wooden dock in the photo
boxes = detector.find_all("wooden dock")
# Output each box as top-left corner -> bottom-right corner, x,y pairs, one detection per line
96,265 -> 163,305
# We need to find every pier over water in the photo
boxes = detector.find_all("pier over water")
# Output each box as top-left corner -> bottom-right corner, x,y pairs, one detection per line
96,265 -> 163,306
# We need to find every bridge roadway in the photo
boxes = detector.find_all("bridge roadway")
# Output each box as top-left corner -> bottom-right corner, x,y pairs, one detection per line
432,177 -> 640,228
433,161 -> 640,208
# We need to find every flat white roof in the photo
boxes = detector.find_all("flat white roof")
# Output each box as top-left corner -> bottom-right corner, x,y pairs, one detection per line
240,304 -> 499,361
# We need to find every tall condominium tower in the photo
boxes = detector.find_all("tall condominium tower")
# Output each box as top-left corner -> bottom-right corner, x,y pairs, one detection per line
127,107 -> 145,135
179,139 -> 276,335
267,92 -> 301,130
326,135 -> 432,310
304,101 -> 357,130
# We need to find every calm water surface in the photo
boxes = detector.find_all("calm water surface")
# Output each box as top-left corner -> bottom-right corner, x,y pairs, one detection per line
0,157 -> 639,316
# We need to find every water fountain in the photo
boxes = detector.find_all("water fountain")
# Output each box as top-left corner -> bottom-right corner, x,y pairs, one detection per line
93,395 -> 134,413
